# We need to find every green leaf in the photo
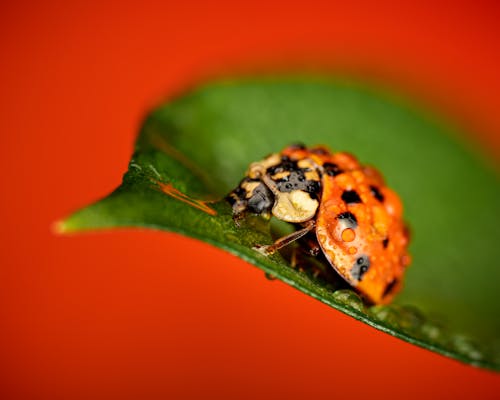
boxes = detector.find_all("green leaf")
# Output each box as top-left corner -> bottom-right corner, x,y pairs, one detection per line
61,76 -> 500,371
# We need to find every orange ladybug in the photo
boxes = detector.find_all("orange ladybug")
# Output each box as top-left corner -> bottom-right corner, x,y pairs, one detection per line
227,144 -> 411,304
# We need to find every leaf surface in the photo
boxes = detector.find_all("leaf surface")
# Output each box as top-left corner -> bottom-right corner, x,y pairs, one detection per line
62,76 -> 500,370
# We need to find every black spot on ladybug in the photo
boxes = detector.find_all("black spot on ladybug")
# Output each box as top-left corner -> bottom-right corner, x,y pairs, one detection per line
382,237 -> 389,248
341,190 -> 362,204
267,165 -> 281,175
305,180 -> 320,195
226,179 -> 252,205
288,142 -> 306,150
351,255 -> 370,281
233,185 -> 247,199
310,147 -> 330,155
268,158 -> 296,175
323,162 -> 343,177
226,194 -> 237,206
337,212 -> 358,228
370,185 -> 385,202
383,279 -> 398,297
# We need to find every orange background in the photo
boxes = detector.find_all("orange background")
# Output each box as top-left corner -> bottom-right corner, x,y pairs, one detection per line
1,1 -> 500,398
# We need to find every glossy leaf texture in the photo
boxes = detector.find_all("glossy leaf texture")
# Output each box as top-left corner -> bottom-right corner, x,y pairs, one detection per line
61,76 -> 500,370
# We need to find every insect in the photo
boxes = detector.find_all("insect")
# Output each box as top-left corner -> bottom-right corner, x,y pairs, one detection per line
227,143 -> 411,304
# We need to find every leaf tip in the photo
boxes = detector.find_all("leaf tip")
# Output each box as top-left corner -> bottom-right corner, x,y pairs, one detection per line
51,219 -> 71,235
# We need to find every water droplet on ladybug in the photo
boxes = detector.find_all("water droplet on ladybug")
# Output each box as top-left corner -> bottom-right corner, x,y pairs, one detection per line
401,254 -> 412,267
348,246 -> 357,255
341,228 -> 356,242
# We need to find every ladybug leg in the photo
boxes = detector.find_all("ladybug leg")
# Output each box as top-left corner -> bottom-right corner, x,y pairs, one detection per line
229,202 -> 245,227
289,238 -> 320,268
304,237 -> 321,257
289,247 -> 310,273
254,219 -> 315,255
289,239 -> 324,278
290,247 -> 299,268
289,247 -> 310,270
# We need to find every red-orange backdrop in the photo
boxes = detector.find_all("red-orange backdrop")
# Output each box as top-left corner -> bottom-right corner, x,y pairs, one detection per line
1,1 -> 499,399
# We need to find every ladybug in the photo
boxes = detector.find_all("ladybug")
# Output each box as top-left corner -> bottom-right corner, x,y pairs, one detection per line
226,144 -> 411,304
